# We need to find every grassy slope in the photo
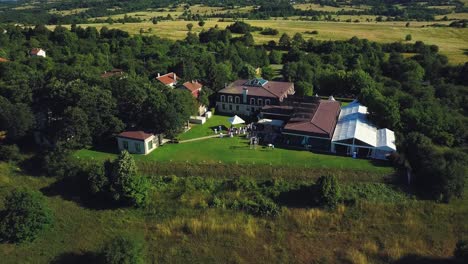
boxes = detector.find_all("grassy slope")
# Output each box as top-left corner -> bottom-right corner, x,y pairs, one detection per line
0,162 -> 466,263
76,136 -> 393,174
63,19 -> 468,64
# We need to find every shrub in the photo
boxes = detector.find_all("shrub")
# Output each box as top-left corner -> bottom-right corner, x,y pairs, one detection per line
0,144 -> 22,161
101,235 -> 145,264
454,239 -> 468,262
0,189 -> 53,243
316,175 -> 341,209
238,195 -> 280,217
261,27 -> 279,35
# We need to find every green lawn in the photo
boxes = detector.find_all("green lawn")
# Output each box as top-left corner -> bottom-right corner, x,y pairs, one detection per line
177,114 -> 232,141
76,136 -> 393,174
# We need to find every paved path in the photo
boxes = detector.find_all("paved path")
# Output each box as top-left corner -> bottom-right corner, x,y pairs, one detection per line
178,134 -> 220,143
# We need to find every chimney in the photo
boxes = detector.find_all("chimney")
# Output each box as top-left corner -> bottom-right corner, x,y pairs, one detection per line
173,73 -> 177,82
243,87 -> 248,104
157,73 -> 160,77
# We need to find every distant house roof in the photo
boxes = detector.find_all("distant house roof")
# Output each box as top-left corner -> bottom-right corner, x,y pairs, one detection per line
219,78 -> 294,99
283,99 -> 341,139
183,81 -> 203,93
101,68 -> 125,78
30,48 -> 44,55
117,131 -> 153,141
0,57 -> 9,63
332,101 -> 396,151
156,72 -> 178,85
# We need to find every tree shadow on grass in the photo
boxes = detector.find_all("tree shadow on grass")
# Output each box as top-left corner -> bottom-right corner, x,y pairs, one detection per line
40,176 -> 120,211
392,254 -> 457,264
275,184 -> 319,208
50,251 -> 101,264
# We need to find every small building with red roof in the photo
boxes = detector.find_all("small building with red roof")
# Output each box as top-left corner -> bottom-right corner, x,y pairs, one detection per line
0,57 -> 9,63
116,131 -> 158,155
30,48 -> 46,58
156,72 -> 178,87
182,80 -> 202,98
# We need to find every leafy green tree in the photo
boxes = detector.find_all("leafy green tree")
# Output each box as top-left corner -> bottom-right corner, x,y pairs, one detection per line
269,50 -> 282,64
56,107 -> 92,148
295,81 -> 313,97
0,190 -> 53,243
292,33 -> 305,49
87,163 -> 108,195
316,175 -> 341,209
107,150 -> 150,207
454,240 -> 468,262
0,96 -> 34,141
278,33 -> 291,49
186,23 -> 193,31
101,235 -> 145,264
198,20 -> 205,27
405,34 -> 412,41
261,66 -> 275,80
239,63 -> 256,79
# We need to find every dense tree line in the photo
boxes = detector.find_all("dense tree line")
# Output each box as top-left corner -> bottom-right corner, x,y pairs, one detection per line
0,0 -> 463,24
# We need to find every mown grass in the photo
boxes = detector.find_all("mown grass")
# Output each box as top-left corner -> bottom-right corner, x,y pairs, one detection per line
177,114 -> 232,141
75,136 -> 394,174
61,19 -> 468,64
0,161 -> 466,263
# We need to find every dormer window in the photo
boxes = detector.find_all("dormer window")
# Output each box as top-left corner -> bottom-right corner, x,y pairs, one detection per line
245,78 -> 268,87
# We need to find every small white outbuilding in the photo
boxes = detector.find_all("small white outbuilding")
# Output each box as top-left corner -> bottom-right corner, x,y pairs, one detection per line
116,131 -> 158,155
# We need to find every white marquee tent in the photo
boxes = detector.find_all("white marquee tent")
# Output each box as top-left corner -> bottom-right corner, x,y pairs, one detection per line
228,115 -> 245,125
331,101 -> 396,160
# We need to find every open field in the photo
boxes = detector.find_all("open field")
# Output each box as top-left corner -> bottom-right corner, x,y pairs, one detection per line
63,19 -> 468,64
49,8 -> 89,16
293,3 -> 369,12
0,160 -> 466,263
436,12 -> 468,20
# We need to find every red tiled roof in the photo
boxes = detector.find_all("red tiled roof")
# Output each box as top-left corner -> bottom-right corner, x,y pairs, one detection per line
219,79 -> 294,99
0,57 -> 9,63
30,48 -> 44,55
183,81 -> 203,92
156,72 -> 177,85
283,100 -> 341,139
117,131 -> 153,141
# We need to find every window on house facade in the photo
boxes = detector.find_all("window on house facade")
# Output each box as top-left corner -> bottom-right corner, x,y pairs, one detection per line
228,96 -> 233,103
148,140 -> 153,150
250,98 -> 255,105
123,140 -> 128,150
258,99 -> 263,106
220,95 -> 225,102
236,105 -> 239,111
235,96 -> 240,104
265,99 -> 271,105
229,104 -> 233,110
135,142 -> 141,153
222,104 -> 226,110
